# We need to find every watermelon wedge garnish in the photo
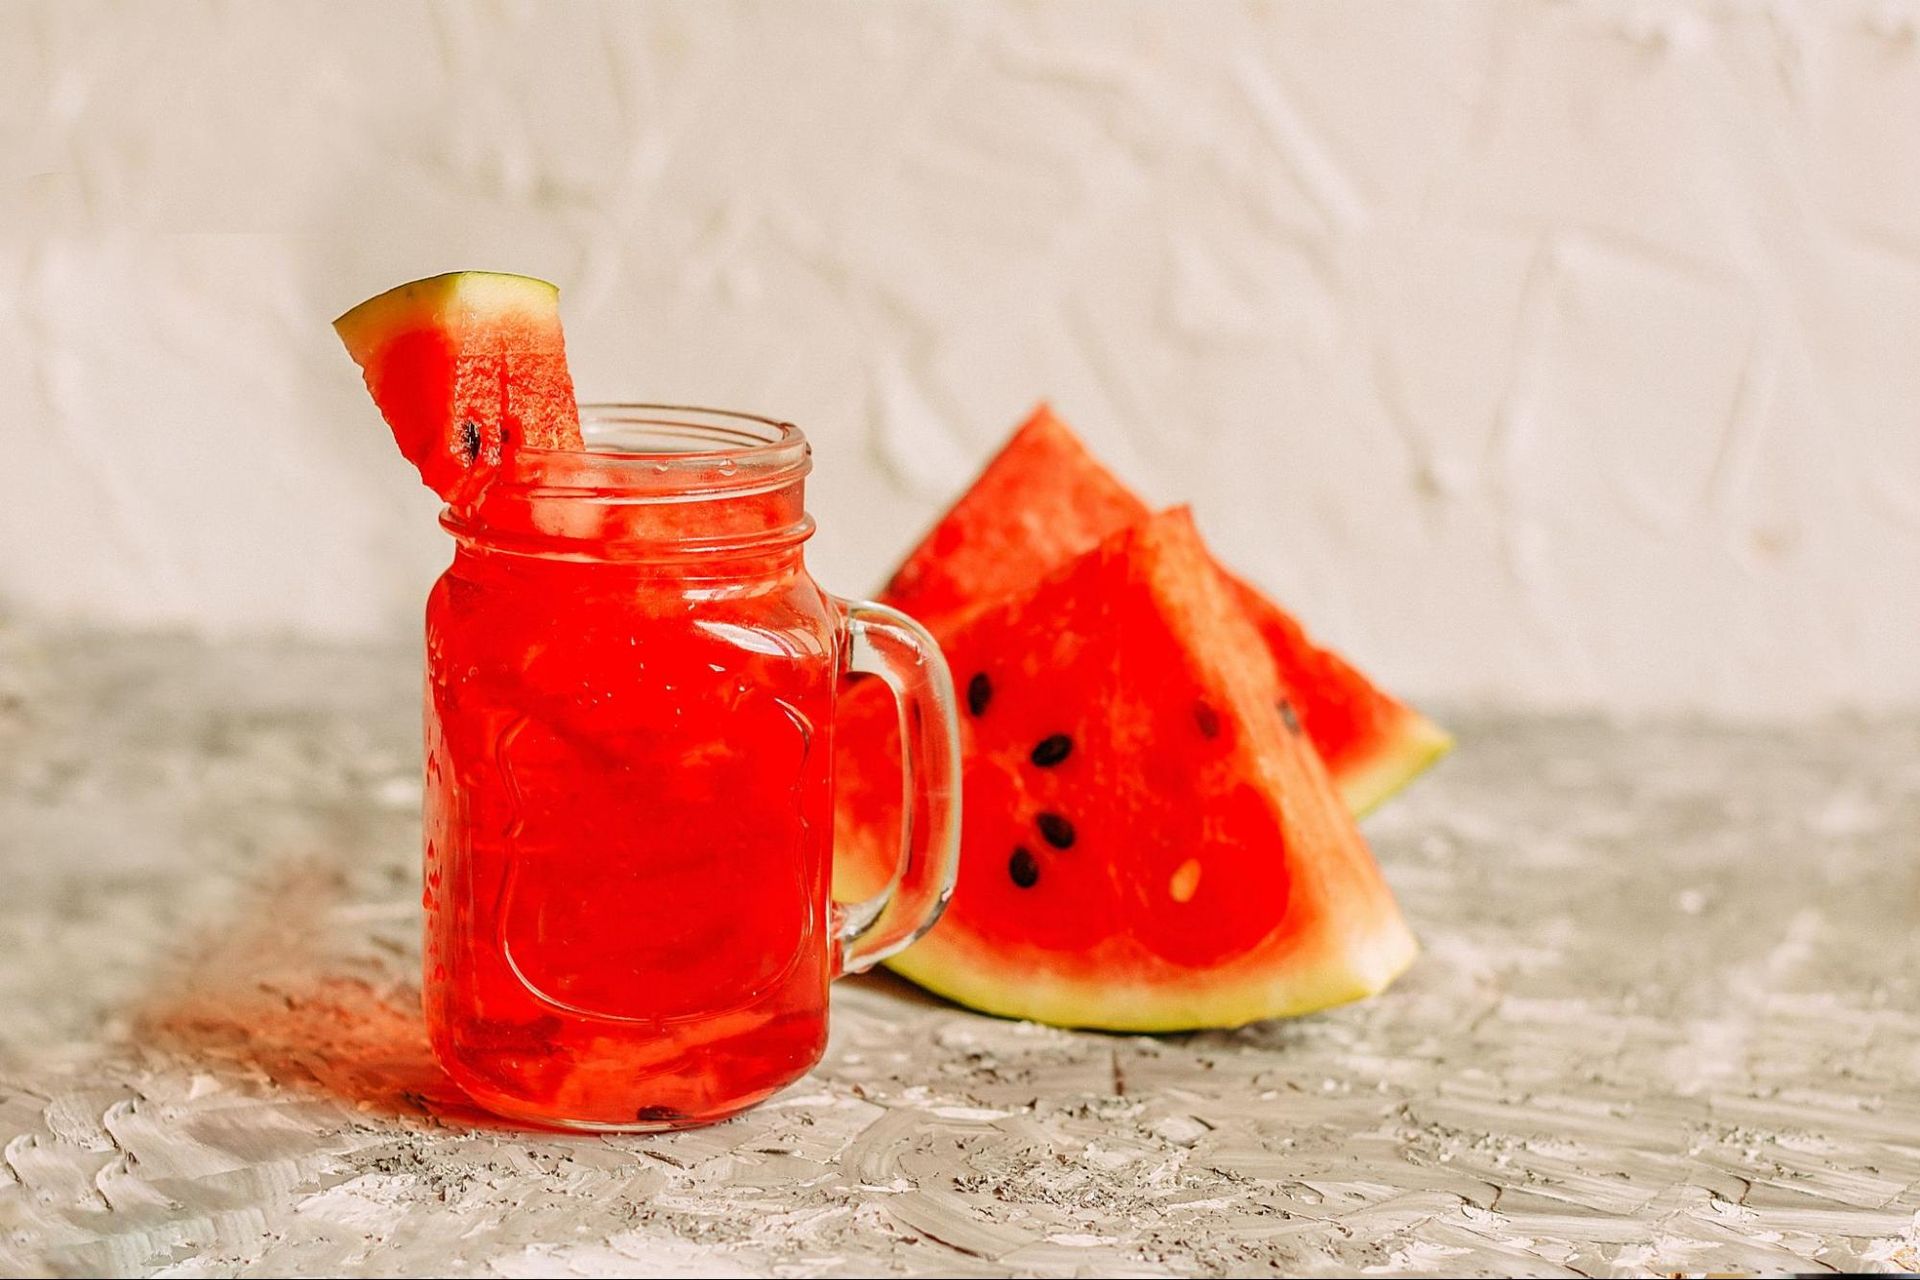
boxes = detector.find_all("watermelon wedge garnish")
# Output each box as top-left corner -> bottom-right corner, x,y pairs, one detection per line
838,509 -> 1417,1030
333,271 -> 583,502
881,405 -> 1449,815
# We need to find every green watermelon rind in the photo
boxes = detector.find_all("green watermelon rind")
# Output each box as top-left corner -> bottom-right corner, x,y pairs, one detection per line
886,915 -> 1418,1034
332,270 -> 561,357
1342,712 -> 1454,819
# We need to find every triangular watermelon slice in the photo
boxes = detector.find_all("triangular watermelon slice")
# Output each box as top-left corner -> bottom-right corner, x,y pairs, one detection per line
334,271 -> 584,502
882,406 -> 1449,816
839,509 -> 1416,1030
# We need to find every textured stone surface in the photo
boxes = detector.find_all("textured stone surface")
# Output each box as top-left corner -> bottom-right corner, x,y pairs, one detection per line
5,2 -> 1920,714
1,628 -> 1917,1277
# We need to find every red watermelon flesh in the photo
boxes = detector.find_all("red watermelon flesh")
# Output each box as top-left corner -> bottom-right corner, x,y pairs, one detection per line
881,405 -> 1449,816
333,272 -> 583,503
837,509 -> 1416,1030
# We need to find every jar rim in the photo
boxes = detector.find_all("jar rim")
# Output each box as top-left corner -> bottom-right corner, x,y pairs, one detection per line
445,403 -> 816,559
523,402 -> 808,472
493,402 -> 812,501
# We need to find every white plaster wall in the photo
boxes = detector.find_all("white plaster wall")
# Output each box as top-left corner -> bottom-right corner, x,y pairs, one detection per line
3,1 -> 1917,715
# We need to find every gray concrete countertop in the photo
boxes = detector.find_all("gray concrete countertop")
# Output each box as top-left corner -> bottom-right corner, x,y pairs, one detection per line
1,629 -> 1916,1277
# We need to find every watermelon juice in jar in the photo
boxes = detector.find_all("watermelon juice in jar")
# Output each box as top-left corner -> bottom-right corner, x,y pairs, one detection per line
421,406 -> 960,1130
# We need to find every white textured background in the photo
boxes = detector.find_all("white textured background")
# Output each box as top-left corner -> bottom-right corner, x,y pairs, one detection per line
4,1 -> 1917,715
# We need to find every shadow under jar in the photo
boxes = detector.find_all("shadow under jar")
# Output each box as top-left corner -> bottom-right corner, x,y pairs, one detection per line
421,406 -> 960,1131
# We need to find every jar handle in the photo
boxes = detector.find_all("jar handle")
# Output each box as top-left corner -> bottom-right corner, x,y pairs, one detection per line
832,599 -> 962,976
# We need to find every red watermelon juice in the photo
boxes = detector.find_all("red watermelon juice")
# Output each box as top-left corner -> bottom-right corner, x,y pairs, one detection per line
418,407 -> 959,1130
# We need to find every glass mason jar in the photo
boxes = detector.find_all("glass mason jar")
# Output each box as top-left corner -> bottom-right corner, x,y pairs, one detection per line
421,405 -> 960,1131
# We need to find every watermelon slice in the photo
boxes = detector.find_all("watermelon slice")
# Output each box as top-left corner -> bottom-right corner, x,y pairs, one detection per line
838,509 -> 1416,1030
333,271 -> 584,502
881,405 -> 1449,815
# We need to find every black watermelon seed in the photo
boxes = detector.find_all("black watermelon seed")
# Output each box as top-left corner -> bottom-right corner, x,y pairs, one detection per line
1036,812 -> 1076,849
1008,846 -> 1040,888
458,419 -> 482,463
1030,734 -> 1073,767
966,672 -> 992,717
1278,699 -> 1303,736
1193,700 -> 1222,739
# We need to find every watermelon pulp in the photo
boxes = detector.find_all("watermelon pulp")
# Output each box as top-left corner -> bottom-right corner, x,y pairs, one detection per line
882,405 -> 1449,816
838,510 -> 1416,1030
333,271 -> 583,503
